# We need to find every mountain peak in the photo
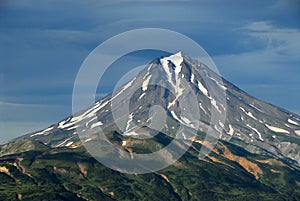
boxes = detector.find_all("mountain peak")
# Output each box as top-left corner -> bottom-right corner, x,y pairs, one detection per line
160,51 -> 184,75
175,51 -> 184,57
23,52 -> 300,166
160,51 -> 184,64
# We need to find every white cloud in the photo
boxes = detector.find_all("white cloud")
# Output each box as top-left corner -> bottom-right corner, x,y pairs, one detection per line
0,101 -> 55,108
214,21 -> 300,115
216,21 -> 300,77
240,21 -> 300,58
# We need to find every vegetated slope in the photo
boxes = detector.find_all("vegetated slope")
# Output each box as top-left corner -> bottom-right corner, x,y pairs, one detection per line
0,136 -> 300,201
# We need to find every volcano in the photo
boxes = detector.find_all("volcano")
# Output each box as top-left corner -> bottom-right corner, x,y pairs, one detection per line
1,52 -> 300,200
23,52 -> 300,164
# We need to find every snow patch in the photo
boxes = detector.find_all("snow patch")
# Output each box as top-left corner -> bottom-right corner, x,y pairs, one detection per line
30,126 -> 54,137
65,125 -> 79,130
265,124 -> 289,134
57,100 -> 109,130
199,103 -> 206,114
197,81 -> 209,97
65,141 -> 73,147
250,104 -> 263,113
211,99 -> 221,113
285,123 -> 292,128
125,114 -> 134,131
170,111 -> 186,126
55,136 -> 73,147
171,111 -> 181,122
288,118 -> 299,126
84,138 -> 92,142
139,93 -> 146,100
90,121 -> 103,129
207,75 -> 227,90
220,104 -> 226,111
295,130 -> 300,136
122,130 -> 139,137
247,124 -> 264,141
190,73 -> 195,83
143,71 -> 150,79
180,116 -> 192,125
142,75 -> 152,91
240,106 -> 258,121
228,124 -> 234,136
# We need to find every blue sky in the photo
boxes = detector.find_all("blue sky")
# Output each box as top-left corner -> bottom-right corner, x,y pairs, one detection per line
0,0 -> 299,142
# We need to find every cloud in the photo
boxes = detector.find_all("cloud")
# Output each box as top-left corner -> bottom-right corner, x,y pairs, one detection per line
215,21 -> 300,81
239,21 -> 300,58
0,101 -> 55,107
214,21 -> 300,114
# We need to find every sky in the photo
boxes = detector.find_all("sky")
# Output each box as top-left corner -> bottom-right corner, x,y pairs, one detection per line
0,0 -> 299,142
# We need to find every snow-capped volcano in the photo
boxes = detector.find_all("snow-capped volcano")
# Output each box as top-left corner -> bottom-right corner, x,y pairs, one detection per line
24,52 -> 300,164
